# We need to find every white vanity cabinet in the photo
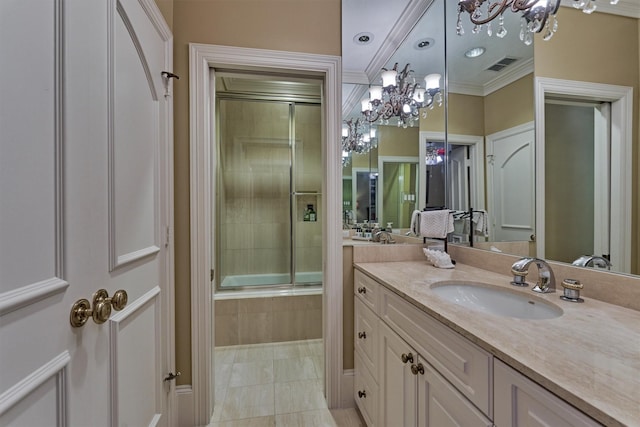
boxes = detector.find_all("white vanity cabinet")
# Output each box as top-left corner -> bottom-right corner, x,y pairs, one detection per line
378,321 -> 492,427
354,270 -> 492,426
494,360 -> 603,427
354,271 -> 381,426
354,269 -> 603,427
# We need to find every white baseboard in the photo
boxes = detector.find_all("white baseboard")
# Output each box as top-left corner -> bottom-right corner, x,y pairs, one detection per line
177,385 -> 194,427
340,369 -> 355,408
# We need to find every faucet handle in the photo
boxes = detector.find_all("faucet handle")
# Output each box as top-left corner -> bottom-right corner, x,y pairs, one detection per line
510,271 -> 529,287
560,278 -> 584,303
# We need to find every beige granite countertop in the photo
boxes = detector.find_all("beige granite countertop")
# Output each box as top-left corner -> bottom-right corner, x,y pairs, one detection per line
354,261 -> 640,427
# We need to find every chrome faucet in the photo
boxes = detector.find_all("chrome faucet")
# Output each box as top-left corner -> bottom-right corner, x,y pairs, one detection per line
572,255 -> 612,270
510,257 -> 556,293
373,230 -> 395,244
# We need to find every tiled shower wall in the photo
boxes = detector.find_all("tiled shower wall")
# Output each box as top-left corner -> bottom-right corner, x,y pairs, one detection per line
218,100 -> 322,282
214,295 -> 322,346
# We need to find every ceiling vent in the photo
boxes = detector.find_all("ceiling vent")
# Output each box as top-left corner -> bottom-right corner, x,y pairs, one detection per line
487,57 -> 518,72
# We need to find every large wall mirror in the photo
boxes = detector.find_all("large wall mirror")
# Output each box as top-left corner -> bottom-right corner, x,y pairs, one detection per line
342,0 -> 446,232
342,0 -> 638,276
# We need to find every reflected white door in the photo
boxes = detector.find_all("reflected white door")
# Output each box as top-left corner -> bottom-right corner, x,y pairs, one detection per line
486,123 -> 535,243
449,146 -> 469,211
0,1 -> 174,426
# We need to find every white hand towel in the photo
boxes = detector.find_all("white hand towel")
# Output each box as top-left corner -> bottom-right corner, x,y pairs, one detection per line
410,210 -> 421,236
420,210 -> 454,239
472,210 -> 489,237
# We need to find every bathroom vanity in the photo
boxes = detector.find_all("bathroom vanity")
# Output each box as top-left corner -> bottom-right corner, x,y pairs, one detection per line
352,261 -> 640,427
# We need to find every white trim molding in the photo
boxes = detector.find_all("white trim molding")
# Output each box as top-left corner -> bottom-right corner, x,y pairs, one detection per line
109,286 -> 162,427
534,77 -> 633,273
0,351 -> 70,423
189,44 -> 342,425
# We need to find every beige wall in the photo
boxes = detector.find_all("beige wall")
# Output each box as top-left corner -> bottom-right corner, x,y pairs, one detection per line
154,0 -> 173,30
535,8 -> 639,274
484,73 -> 534,136
172,0 -> 340,385
448,93 -> 484,136
378,126 -> 420,157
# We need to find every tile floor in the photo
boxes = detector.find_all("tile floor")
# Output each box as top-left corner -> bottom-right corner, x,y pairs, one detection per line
210,339 -> 361,427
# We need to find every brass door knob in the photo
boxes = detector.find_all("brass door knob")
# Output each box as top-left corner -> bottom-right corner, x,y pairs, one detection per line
401,352 -> 414,364
411,363 -> 425,375
70,289 -> 128,327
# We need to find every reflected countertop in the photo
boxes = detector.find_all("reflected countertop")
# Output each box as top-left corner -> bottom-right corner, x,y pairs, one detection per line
354,261 -> 640,427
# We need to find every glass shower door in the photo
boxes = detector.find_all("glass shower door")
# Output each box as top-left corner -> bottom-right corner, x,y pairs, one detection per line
293,104 -> 322,285
218,99 -> 292,288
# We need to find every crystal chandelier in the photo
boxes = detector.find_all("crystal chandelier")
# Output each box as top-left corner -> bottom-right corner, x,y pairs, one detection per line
361,63 -> 442,128
342,118 -> 377,155
457,0 -> 619,45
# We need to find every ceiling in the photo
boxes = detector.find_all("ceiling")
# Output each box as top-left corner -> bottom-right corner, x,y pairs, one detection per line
341,0 -> 640,117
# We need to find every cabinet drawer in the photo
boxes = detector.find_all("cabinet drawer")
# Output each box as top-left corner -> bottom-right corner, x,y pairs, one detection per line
494,359 -> 602,427
355,298 -> 378,380
354,351 -> 379,427
354,270 -> 379,313
380,286 -> 492,417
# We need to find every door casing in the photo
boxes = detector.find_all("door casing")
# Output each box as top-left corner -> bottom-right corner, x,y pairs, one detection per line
189,44 -> 342,424
534,77 -> 633,273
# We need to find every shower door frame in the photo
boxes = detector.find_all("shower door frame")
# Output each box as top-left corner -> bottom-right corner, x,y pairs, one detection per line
189,43 -> 343,425
215,96 -> 323,291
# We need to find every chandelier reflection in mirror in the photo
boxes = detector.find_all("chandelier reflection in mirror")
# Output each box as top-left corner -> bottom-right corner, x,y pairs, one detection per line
425,143 -> 445,166
342,118 -> 377,166
361,63 -> 442,128
457,0 -> 619,45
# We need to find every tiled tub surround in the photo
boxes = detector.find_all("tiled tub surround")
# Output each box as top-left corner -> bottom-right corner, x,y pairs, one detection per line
354,260 -> 640,426
215,294 -> 322,346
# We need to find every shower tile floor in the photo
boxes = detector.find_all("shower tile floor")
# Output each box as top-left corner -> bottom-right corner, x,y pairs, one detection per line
210,339 -> 362,427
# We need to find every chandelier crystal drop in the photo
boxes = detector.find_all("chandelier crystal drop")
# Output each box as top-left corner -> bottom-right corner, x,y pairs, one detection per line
457,0 -> 561,43
361,63 -> 442,128
457,0 -> 619,43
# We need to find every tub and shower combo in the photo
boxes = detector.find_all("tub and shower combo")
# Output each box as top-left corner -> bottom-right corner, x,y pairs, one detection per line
213,89 -> 323,347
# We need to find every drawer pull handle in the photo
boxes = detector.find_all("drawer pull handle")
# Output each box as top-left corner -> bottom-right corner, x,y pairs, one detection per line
401,352 -> 414,364
358,390 -> 367,398
358,331 -> 367,339
357,287 -> 366,294
411,363 -> 425,375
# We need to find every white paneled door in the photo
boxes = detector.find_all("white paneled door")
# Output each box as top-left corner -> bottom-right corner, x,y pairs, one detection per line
0,0 -> 174,426
486,123 -> 535,243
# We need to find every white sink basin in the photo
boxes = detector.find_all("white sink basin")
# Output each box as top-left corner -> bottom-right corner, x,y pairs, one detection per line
430,281 -> 563,320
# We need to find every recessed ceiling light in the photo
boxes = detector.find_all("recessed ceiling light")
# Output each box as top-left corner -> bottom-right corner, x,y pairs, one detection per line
414,38 -> 435,50
353,32 -> 374,45
464,47 -> 486,58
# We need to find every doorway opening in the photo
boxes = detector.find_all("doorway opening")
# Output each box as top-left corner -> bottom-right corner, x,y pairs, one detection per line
189,44 -> 342,425
535,77 -> 632,273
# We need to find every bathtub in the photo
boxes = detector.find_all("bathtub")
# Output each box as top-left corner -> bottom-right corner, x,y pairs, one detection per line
214,276 -> 323,346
